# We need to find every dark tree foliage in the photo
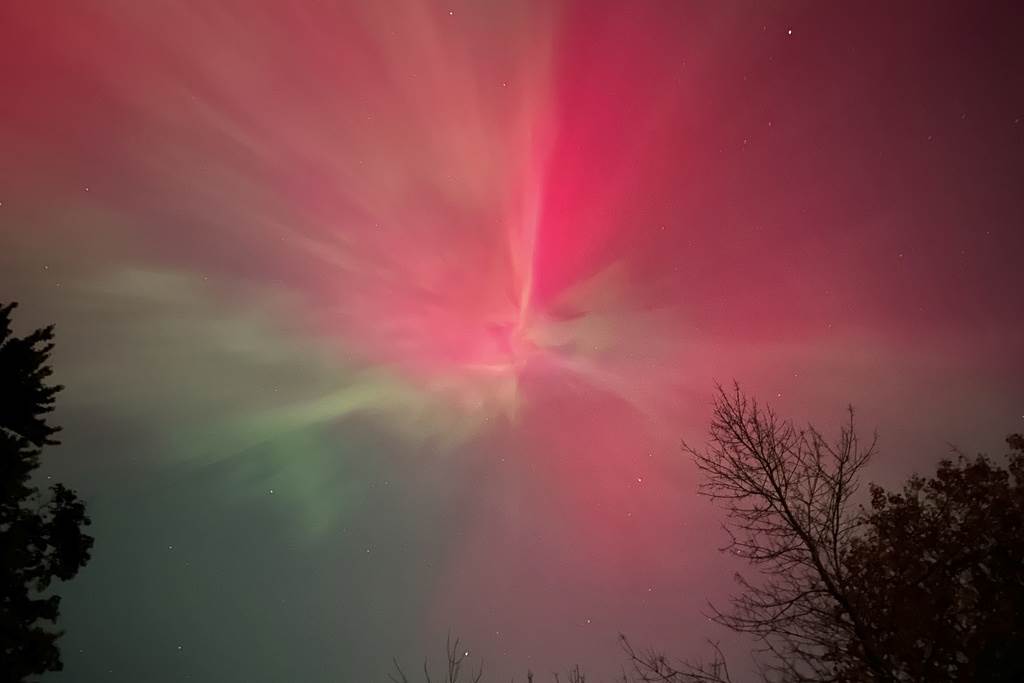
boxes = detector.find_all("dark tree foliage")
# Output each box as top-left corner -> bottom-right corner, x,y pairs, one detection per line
397,392 -> 1022,683
843,434 -> 1024,682
625,385 -> 1024,683
1,302 -> 93,681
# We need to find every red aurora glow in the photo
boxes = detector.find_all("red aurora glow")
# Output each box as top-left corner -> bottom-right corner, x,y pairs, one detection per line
1,2 -> 1022,681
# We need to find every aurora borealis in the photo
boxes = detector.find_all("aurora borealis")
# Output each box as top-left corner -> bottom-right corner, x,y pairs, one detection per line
1,2 -> 1023,681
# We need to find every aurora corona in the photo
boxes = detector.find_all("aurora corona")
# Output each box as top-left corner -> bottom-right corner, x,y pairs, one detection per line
1,2 -> 1021,681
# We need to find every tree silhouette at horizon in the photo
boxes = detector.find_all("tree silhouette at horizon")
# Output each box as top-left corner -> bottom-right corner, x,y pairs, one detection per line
1,302 -> 94,681
624,385 -> 1024,682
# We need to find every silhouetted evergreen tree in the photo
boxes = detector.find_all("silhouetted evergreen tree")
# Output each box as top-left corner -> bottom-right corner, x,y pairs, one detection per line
1,302 -> 93,681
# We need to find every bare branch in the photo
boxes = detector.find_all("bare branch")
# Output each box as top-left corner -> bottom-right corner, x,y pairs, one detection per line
683,384 -> 890,681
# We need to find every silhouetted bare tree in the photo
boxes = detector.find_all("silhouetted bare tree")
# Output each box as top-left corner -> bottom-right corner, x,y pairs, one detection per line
390,634 -> 483,683
620,635 -> 733,683
627,384 -> 886,682
389,635 -> 608,683
628,385 -> 1024,682
691,384 -> 884,680
397,388 -> 1024,682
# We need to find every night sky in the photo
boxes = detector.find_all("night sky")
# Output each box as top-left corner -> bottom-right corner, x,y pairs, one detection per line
2,2 -> 1023,681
